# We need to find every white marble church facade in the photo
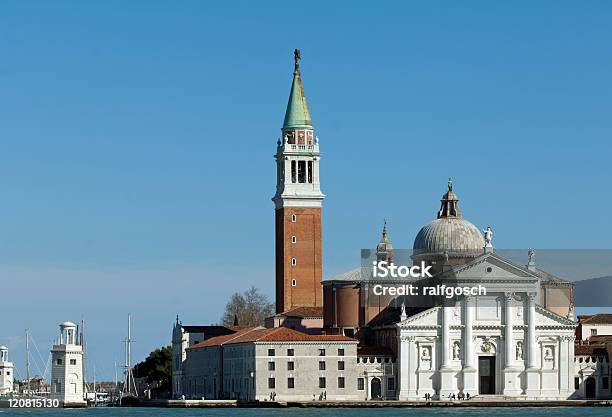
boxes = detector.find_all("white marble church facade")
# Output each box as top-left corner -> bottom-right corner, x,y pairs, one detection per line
396,253 -> 576,400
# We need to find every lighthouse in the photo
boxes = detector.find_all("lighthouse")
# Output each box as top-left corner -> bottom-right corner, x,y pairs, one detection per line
0,345 -> 14,394
50,321 -> 86,405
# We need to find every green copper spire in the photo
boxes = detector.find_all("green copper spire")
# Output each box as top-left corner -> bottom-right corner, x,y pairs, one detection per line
283,49 -> 313,130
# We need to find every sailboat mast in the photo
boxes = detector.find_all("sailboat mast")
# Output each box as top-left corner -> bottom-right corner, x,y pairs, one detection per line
25,329 -> 30,396
81,319 -> 87,395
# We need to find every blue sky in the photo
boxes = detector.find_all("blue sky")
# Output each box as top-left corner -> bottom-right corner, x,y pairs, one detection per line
0,1 -> 611,380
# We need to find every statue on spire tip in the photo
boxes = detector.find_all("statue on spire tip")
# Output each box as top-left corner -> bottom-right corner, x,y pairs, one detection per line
448,177 -> 453,191
294,49 -> 301,72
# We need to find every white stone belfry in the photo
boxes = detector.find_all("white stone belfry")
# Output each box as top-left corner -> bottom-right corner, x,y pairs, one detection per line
0,345 -> 14,394
50,321 -> 85,404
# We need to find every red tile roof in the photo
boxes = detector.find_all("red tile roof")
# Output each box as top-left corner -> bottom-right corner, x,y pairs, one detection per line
189,326 -> 355,349
277,306 -> 324,318
575,344 -> 609,356
587,335 -> 612,343
580,314 -> 612,324
188,327 -> 261,349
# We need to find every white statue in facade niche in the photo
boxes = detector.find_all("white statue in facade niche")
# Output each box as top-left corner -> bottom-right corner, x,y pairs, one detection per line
516,341 -> 523,360
545,347 -> 553,360
453,342 -> 460,360
422,347 -> 430,359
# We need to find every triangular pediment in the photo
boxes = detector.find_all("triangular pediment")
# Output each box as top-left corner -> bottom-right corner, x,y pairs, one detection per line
535,305 -> 575,327
450,253 -> 539,282
397,307 -> 440,327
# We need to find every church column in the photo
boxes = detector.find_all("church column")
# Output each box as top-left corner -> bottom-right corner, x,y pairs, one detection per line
505,293 -> 514,368
439,306 -> 454,398
527,292 -> 537,368
503,292 -> 520,396
441,306 -> 451,368
407,336 -> 418,399
398,332 -> 409,400
462,296 -> 477,395
464,297 -> 474,368
559,336 -> 569,396
525,292 -> 540,397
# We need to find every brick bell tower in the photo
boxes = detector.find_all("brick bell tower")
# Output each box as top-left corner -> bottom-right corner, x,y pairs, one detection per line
272,49 -> 324,314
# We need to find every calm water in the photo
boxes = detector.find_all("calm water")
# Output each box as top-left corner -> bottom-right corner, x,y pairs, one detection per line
1,408 -> 612,417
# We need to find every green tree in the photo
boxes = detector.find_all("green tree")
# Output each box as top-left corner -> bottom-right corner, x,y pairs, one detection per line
221,286 -> 274,327
133,345 -> 172,392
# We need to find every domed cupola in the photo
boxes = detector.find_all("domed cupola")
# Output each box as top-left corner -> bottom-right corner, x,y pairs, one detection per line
412,179 -> 485,265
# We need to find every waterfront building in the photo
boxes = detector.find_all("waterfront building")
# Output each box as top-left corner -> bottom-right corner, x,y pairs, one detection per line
0,346 -> 14,394
50,321 -> 86,405
322,183 -> 577,400
182,326 -> 357,401
356,346 -> 397,400
571,314 -> 612,399
171,319 -> 239,398
576,314 -> 612,341
573,342 -> 610,399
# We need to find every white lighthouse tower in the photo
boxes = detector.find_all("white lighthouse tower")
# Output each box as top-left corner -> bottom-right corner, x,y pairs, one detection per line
50,321 -> 85,405
0,346 -> 14,394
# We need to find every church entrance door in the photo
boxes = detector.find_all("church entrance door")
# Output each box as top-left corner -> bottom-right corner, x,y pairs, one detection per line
370,378 -> 381,399
478,356 -> 496,395
585,377 -> 596,399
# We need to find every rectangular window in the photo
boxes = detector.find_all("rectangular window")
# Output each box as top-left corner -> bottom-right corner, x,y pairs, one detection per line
357,378 -> 364,390
291,235 -> 296,243
268,378 -> 275,389
268,349 -> 275,356
338,348 -> 345,356
319,377 -> 326,389
319,348 -> 326,356
287,348 -> 294,356
338,377 -> 345,389
591,329 -> 598,336
604,377 -> 609,390
287,361 -> 295,371
291,258 -> 296,266
337,360 -> 345,370
307,161 -> 313,183
291,161 -> 297,183
291,214 -> 296,222
268,362 -> 275,371
288,377 -> 295,389
291,279 -> 297,287
56,359 -> 63,365
319,361 -> 326,371
575,377 -> 580,390
388,377 -> 395,391
70,359 -> 77,365
298,160 -> 307,183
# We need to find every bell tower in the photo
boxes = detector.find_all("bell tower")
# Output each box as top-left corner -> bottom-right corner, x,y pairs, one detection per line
273,49 -> 324,313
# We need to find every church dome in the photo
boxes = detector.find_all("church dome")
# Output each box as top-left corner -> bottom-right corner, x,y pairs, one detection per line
413,217 -> 484,257
413,180 -> 484,259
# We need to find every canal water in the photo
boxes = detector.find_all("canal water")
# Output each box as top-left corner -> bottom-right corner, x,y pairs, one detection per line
1,407 -> 612,417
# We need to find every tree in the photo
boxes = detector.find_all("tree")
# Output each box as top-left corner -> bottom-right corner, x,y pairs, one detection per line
221,286 -> 274,327
133,345 -> 172,393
